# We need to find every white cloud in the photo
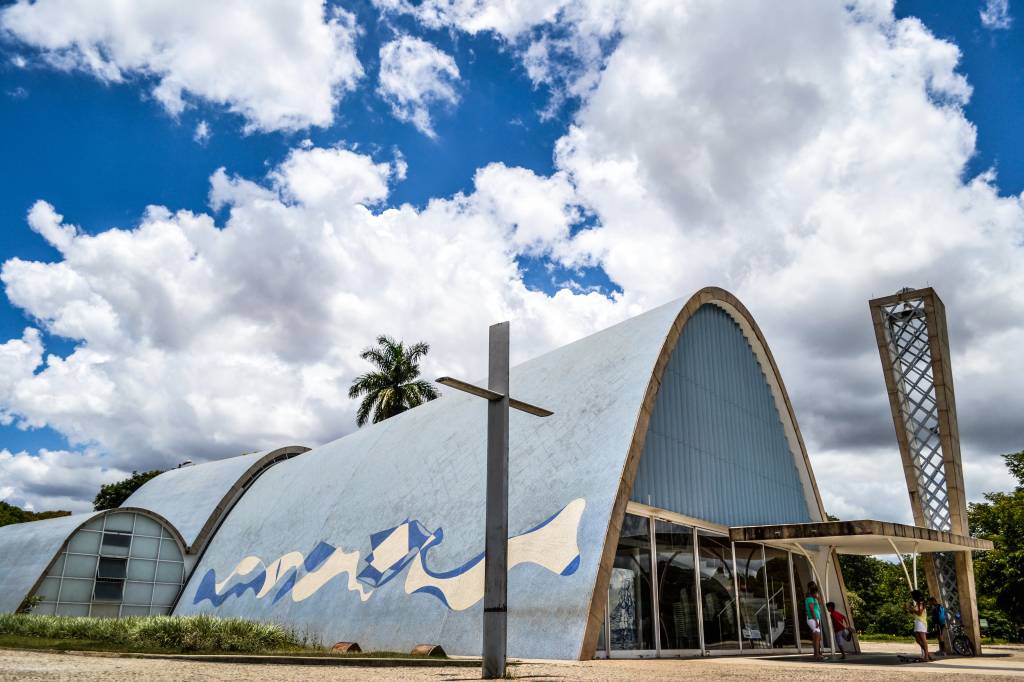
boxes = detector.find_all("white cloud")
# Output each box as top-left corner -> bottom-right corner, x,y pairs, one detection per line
2,1 -> 1023,519
377,36 -> 460,137
980,0 -> 1013,29
193,120 -> 211,145
374,0 -> 627,114
0,0 -> 363,132
0,147 -> 631,508
0,448 -> 129,513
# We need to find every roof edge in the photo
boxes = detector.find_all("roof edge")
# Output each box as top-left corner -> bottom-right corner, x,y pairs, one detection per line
577,286 -> 829,659
188,445 -> 311,554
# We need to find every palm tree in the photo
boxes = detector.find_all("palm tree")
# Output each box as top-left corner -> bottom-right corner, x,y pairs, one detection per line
348,335 -> 440,427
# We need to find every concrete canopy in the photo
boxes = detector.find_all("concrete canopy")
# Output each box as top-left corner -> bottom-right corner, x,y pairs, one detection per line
730,519 -> 995,555
121,446 -> 309,553
175,287 -> 835,660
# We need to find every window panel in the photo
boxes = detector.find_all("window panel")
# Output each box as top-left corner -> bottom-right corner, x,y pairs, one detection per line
123,581 -> 153,605
57,578 -> 93,602
697,531 -> 738,650
159,539 -> 182,562
151,606 -> 172,616
64,554 -> 98,579
127,559 -> 156,582
55,603 -> 90,616
654,520 -> 699,650
156,561 -> 183,584
132,515 -> 162,537
101,532 -> 131,557
130,536 -> 159,559
31,601 -> 56,616
763,546 -> 796,648
67,530 -> 100,555
91,603 -> 120,618
152,583 -> 180,606
792,554 -> 830,649
94,579 -> 124,602
35,577 -> 61,601
121,605 -> 150,617
609,513 -> 654,651
83,516 -> 105,531
45,554 -> 65,577
104,513 -> 134,532
97,557 -> 128,579
734,542 -> 770,650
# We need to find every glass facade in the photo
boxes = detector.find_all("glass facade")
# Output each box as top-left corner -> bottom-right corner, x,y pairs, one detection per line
31,511 -> 186,618
608,514 -> 655,652
598,508 -> 834,658
654,520 -> 699,651
698,531 -> 738,650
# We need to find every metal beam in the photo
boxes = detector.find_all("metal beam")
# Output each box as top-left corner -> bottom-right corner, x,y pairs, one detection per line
437,377 -> 554,417
437,323 -> 552,678
482,321 -> 510,679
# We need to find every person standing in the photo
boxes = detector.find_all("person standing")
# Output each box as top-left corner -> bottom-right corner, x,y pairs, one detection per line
929,596 -> 947,656
826,601 -> 853,659
805,582 -> 824,661
910,590 -> 935,662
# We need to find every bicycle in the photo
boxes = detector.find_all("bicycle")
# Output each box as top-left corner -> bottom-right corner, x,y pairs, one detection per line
947,618 -> 974,656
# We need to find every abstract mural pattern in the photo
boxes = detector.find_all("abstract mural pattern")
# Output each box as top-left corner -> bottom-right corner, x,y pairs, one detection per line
194,498 -> 586,611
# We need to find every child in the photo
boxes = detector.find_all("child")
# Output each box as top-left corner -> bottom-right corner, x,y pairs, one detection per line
826,601 -> 852,659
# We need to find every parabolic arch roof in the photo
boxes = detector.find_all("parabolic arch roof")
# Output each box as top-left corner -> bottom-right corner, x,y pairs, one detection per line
174,287 -> 830,660
122,445 -> 310,553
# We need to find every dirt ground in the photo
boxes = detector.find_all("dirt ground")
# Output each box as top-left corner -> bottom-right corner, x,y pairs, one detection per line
1,642 -> 1022,681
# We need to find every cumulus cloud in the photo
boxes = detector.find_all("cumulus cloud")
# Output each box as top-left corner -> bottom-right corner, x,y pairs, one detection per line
980,0 -> 1013,29
0,448 -> 129,513
377,35 -> 460,137
0,147 -> 631,511
193,120 -> 211,145
3,1 -> 1023,518
374,0 -> 627,113
0,0 -> 363,132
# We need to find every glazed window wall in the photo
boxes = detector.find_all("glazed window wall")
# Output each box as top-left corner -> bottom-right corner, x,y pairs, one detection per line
31,511 -> 186,618
599,510 -> 825,658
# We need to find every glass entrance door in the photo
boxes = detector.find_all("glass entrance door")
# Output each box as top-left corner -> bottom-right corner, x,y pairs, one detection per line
763,546 -> 796,648
697,531 -> 739,650
654,520 -> 700,652
608,513 -> 655,654
735,542 -> 770,650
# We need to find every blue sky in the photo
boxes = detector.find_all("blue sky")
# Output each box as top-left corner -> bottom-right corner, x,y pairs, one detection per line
0,1 -> 1021,515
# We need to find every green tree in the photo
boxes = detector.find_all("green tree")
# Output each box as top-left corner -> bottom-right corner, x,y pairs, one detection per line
969,450 -> 1024,641
0,500 -> 71,528
348,335 -> 439,427
93,470 -> 163,511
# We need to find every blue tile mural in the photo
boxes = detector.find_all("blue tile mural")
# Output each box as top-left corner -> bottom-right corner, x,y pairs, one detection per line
194,498 -> 586,611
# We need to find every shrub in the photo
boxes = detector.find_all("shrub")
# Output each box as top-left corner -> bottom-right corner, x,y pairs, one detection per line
0,614 -> 305,653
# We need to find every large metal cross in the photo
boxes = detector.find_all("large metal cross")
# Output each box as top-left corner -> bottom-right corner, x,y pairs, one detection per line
436,321 -> 552,679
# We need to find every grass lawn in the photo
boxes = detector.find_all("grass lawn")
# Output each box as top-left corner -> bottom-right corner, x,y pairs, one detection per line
0,633 -> 444,659
856,632 -> 1009,645
0,614 -> 447,659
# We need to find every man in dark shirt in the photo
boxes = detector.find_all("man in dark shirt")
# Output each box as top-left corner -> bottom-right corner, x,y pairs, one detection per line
826,601 -> 852,659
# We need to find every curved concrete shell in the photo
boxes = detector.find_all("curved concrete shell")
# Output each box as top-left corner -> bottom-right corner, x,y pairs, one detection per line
175,288 -> 840,660
122,445 -> 310,553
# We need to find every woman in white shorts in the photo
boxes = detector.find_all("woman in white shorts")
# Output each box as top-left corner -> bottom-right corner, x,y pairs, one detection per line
804,582 -> 824,661
910,590 -> 934,662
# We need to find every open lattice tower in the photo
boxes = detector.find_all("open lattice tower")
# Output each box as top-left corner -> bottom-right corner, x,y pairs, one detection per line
869,287 -> 981,652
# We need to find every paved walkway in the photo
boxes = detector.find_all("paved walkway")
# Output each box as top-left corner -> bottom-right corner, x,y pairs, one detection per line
1,642 -> 1022,681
